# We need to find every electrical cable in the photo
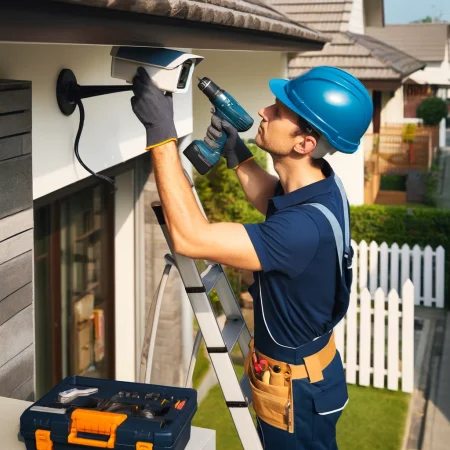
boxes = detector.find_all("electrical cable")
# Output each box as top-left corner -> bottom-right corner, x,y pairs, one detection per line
75,100 -> 117,191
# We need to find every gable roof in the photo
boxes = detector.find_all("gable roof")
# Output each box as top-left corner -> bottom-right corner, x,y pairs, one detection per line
51,0 -> 329,46
269,0 -> 353,33
269,0 -> 425,81
366,24 -> 449,62
289,32 -> 425,80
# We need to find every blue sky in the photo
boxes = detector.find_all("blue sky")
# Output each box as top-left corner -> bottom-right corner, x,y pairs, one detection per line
385,0 -> 450,24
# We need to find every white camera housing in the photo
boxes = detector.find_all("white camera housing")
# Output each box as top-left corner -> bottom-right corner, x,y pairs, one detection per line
110,47 -> 204,94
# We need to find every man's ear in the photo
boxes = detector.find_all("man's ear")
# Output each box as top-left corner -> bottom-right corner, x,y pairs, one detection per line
293,135 -> 317,155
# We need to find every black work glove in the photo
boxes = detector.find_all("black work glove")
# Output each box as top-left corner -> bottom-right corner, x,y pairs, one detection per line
131,67 -> 178,149
204,113 -> 254,169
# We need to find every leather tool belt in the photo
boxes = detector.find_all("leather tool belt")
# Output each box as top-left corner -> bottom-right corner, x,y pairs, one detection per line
244,333 -> 336,433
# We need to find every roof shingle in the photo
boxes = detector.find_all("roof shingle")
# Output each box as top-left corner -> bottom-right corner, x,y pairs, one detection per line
289,32 -> 425,81
270,0 -> 352,33
268,0 -> 425,81
52,0 -> 329,44
366,24 -> 449,62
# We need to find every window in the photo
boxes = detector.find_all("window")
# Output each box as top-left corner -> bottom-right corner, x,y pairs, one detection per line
34,183 -> 115,397
404,84 -> 431,118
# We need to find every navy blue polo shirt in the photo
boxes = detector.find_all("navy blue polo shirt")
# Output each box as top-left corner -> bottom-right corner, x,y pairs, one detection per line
244,161 -> 348,347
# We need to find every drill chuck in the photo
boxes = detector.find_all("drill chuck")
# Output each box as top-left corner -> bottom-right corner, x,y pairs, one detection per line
197,77 -> 222,102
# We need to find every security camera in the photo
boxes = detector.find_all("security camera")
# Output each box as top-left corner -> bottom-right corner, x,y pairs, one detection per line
110,47 -> 204,94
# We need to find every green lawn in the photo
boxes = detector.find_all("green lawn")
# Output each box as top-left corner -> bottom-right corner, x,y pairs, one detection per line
192,366 -> 410,450
192,343 -> 211,389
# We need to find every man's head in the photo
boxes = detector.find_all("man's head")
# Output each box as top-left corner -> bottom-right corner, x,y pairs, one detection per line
255,99 -> 322,166
260,66 -> 374,162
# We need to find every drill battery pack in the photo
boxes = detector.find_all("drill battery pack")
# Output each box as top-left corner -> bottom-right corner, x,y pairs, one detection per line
20,376 -> 197,450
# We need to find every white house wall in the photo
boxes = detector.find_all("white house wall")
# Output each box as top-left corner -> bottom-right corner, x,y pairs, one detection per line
348,0 -> 365,34
192,50 -> 287,175
0,43 -> 193,199
381,88 -> 405,124
192,50 -> 286,141
325,149 -> 364,205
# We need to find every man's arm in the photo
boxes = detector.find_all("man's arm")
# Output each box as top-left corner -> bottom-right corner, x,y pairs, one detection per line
209,118 -> 278,216
151,141 -> 263,272
234,159 -> 278,216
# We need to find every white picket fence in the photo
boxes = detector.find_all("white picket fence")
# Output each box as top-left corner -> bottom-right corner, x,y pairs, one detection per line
352,240 -> 445,308
334,280 -> 415,393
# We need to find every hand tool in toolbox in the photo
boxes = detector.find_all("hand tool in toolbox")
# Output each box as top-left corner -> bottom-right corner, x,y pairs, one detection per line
19,375 -> 196,450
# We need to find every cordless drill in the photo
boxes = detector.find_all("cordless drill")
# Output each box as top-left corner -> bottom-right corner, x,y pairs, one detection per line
183,77 -> 254,174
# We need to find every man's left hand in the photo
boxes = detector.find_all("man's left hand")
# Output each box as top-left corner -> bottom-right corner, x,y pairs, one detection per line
131,67 -> 178,150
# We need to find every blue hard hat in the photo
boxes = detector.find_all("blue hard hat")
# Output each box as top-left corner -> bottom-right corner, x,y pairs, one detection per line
269,66 -> 373,153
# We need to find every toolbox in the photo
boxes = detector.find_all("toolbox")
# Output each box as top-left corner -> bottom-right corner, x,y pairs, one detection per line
20,376 -> 197,450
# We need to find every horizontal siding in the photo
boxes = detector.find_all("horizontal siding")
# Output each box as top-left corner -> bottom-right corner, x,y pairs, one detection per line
0,79 -> 34,400
0,345 -> 33,399
0,229 -> 33,265
0,305 -> 33,367
0,110 -> 31,138
0,208 -> 33,242
11,375 -> 34,402
0,251 -> 33,302
0,89 -> 31,114
0,283 -> 32,326
0,155 -> 32,219
0,134 -> 31,161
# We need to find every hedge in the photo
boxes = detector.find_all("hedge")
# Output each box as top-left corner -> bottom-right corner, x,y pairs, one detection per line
350,205 -> 450,303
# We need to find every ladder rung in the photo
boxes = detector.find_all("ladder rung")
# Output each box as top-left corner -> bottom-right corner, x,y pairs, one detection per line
201,264 -> 224,295
222,318 -> 245,352
226,401 -> 248,408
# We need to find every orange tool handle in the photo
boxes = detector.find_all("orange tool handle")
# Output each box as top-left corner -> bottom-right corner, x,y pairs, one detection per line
68,409 -> 127,448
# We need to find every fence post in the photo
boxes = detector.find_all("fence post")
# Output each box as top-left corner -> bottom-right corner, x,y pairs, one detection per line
373,288 -> 386,388
334,318 -> 345,361
401,244 -> 411,291
359,288 -> 372,387
436,246 -> 445,308
412,245 -> 422,305
388,289 -> 400,390
359,240 -> 368,291
369,241 -> 379,295
346,290 -> 357,384
402,280 -> 414,393
390,243 -> 400,294
351,239 -> 358,292
424,246 -> 433,306
380,242 -> 389,293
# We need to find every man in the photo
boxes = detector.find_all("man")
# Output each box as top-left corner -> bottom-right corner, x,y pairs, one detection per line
131,66 -> 373,449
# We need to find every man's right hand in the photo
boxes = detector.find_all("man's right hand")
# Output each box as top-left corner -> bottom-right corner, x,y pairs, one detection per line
204,114 -> 254,170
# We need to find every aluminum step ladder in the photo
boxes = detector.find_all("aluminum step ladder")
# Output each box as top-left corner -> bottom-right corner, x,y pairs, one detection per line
144,170 -> 263,450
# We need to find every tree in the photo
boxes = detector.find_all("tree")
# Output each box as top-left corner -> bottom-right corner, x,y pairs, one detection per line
417,97 -> 448,126
411,12 -> 444,23
194,141 -> 268,224
412,16 -> 433,23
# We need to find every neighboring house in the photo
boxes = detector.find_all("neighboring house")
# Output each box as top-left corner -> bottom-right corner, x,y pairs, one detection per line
0,1 -> 327,401
267,0 -> 425,205
367,23 -> 450,147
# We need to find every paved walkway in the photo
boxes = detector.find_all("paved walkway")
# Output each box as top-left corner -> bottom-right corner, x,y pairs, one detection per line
421,312 -> 450,450
435,130 -> 450,209
403,307 -> 450,450
436,147 -> 450,209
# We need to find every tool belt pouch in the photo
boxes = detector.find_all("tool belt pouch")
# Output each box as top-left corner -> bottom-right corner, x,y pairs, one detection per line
244,350 -> 293,433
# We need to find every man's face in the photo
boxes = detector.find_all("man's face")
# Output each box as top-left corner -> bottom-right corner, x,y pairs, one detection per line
255,99 -> 302,156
